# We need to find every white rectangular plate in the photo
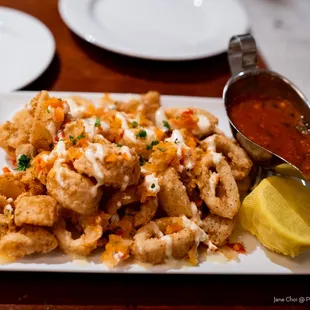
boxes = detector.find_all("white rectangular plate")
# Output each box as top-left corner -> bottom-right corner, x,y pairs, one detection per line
0,91 -> 309,274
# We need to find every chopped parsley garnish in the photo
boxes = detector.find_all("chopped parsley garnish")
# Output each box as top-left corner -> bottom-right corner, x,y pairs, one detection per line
77,134 -> 85,140
157,147 -> 165,152
136,129 -> 147,139
47,108 -> 50,113
58,98 -> 62,101
116,143 -> 122,147
69,135 -> 76,145
70,134 -> 85,145
139,157 -> 145,166
146,140 -> 159,150
94,118 -> 101,127
151,183 -> 155,189
163,120 -> 171,131
131,121 -> 139,128
15,154 -> 31,171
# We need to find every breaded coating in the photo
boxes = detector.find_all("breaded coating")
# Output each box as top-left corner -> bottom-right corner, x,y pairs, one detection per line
0,109 -> 33,158
30,91 -> 65,150
139,91 -> 161,123
53,213 -> 104,256
14,194 -> 58,227
106,187 -> 158,228
46,162 -> 102,215
0,173 -> 27,200
73,143 -> 140,189
202,214 -> 235,246
200,134 -> 253,180
20,167 -> 46,195
0,214 -> 8,239
116,91 -> 160,123
196,153 -> 240,219
0,226 -> 58,259
132,218 -> 198,265
158,168 -> 192,217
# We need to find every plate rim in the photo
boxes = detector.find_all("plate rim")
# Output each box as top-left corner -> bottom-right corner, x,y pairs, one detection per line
58,0 -> 249,61
0,6 -> 56,91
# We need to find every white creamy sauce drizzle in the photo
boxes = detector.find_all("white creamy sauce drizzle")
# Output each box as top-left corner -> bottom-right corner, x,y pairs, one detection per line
54,159 -> 66,188
144,128 -> 157,143
155,107 -> 168,130
42,140 -> 67,163
204,135 -> 216,151
6,198 -> 13,204
181,216 -> 207,245
91,182 -> 102,197
123,129 -> 137,143
190,202 -> 203,226
121,175 -> 130,191
46,122 -> 56,140
83,118 -> 98,141
211,152 -> 222,165
85,143 -> 105,182
193,114 -> 211,135
100,120 -> 109,132
116,112 -> 129,129
165,129 -> 194,171
65,98 -> 86,119
113,251 -> 124,263
161,235 -> 173,258
152,222 -> 164,238
4,203 -> 14,221
54,140 -> 67,157
47,105 -> 55,118
144,174 -> 160,194
209,172 -> 220,196
120,146 -> 132,159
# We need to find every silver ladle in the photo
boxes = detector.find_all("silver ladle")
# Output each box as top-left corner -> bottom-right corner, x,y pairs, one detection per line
223,34 -> 310,182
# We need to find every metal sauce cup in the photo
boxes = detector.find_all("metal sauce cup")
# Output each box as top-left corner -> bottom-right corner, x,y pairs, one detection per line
223,34 -> 310,181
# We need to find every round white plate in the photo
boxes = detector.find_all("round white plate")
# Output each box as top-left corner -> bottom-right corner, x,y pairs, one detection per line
0,7 -> 55,91
59,0 -> 249,61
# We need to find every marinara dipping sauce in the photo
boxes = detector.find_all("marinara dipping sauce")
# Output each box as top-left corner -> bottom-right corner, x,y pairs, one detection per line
229,98 -> 310,179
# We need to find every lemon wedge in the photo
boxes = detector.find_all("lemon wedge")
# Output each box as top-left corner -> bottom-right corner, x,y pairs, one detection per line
239,176 -> 310,257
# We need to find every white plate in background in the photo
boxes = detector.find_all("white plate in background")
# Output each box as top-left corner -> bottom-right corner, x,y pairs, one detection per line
0,7 -> 55,91
0,91 -> 309,274
58,0 -> 249,61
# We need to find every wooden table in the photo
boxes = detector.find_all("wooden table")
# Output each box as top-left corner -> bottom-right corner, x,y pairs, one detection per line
0,1 -> 309,309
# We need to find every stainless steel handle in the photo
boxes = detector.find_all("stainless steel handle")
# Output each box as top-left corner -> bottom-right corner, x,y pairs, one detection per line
228,34 -> 258,76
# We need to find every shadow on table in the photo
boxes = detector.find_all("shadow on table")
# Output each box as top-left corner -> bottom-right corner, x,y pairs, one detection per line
21,53 -> 61,91
71,32 -> 230,85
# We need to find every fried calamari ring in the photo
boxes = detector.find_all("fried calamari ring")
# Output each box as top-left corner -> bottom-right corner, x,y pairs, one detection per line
158,168 -> 192,217
131,216 -> 211,265
200,134 -> 253,180
106,187 -> 158,228
202,214 -> 235,246
196,153 -> 240,219
53,212 -> 107,256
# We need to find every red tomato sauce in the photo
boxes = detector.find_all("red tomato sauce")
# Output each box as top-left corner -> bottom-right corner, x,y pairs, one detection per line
229,98 -> 310,178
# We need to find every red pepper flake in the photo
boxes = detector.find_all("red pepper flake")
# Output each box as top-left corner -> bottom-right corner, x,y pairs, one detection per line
226,242 -> 246,254
2,167 -> 11,173
114,229 -> 123,236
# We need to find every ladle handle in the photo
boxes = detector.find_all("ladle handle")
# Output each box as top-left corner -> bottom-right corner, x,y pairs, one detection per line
228,34 -> 258,76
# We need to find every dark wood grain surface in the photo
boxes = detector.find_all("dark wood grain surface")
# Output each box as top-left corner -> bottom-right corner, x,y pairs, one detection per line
0,1 -> 308,309
2,0 -> 265,96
